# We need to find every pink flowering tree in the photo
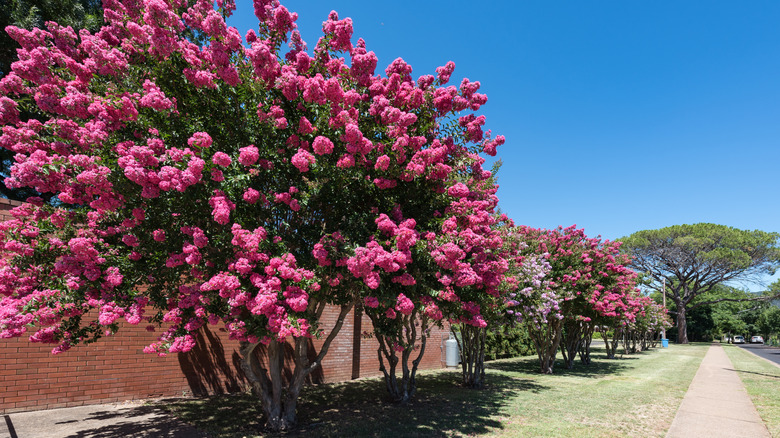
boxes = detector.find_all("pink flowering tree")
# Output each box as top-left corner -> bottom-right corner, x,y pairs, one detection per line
592,286 -> 642,359
509,226 -> 592,373
641,301 -> 672,348
623,295 -> 652,352
347,156 -> 507,401
560,236 -> 638,368
538,226 -> 601,370
0,0 -> 504,430
621,295 -> 670,352
438,180 -> 510,390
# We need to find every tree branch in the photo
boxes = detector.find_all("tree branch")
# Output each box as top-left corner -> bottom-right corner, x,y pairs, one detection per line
689,293 -> 780,311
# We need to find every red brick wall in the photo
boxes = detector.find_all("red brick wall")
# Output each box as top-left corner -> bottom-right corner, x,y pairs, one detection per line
0,198 -> 24,221
315,307 -> 451,383
0,308 -> 448,413
0,307 -> 450,414
0,198 -> 451,413
1,323 -> 195,413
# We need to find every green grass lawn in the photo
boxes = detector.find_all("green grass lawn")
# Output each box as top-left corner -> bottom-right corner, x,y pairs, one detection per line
722,344 -> 780,437
161,342 -> 708,437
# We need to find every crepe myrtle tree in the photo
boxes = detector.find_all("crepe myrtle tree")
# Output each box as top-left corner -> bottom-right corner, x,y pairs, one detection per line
0,0 -> 505,431
505,227 -> 560,374
594,290 -> 635,360
629,298 -> 670,351
427,160 -> 514,390
594,286 -> 659,358
566,237 -> 638,367
509,226 -> 599,373
547,227 -> 605,370
439,182 -> 510,390
619,293 -> 663,354
349,172 -> 508,400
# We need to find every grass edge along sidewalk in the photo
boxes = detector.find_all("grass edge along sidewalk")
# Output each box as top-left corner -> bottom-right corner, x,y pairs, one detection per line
723,344 -> 780,438
162,343 -> 708,437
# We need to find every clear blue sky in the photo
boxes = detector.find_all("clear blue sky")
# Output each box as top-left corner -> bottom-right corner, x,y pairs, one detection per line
229,2 -> 780,286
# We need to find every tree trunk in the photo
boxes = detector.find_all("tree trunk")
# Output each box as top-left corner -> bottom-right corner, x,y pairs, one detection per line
560,319 -> 583,370
375,311 -> 429,403
676,304 -> 689,344
530,318 -> 562,374
238,303 -> 353,431
457,324 -> 487,388
578,323 -> 594,365
600,328 -> 615,359
239,340 -> 293,431
620,328 -> 632,354
537,345 -> 556,374
601,324 -> 622,359
625,330 -> 637,354
650,330 -> 659,348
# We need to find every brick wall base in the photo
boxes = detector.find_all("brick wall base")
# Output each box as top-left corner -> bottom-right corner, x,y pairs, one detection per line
0,305 -> 450,414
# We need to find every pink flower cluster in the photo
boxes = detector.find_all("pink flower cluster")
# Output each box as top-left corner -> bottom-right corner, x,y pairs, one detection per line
208,190 -> 235,225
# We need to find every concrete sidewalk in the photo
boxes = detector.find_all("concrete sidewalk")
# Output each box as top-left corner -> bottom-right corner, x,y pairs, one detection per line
666,343 -> 771,438
0,400 -> 207,438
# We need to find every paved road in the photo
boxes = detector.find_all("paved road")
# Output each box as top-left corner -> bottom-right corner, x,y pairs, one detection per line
737,343 -> 780,366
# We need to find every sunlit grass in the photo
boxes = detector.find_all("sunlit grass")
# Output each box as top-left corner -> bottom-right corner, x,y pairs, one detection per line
722,344 -> 780,437
161,342 -> 708,437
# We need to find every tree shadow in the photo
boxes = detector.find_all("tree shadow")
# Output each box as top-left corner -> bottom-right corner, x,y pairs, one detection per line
179,327 -> 324,397
61,403 -> 207,438
164,369 -> 549,437
178,326 -> 244,396
162,394 -> 267,437
486,353 -> 633,379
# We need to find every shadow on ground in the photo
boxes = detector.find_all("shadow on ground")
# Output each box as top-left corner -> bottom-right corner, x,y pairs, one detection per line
163,368 -> 549,437
727,368 -> 780,379
486,351 -> 635,379
162,349 -> 660,437
60,404 -> 207,438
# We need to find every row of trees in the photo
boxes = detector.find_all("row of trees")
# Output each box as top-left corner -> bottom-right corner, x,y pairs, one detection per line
445,223 -> 671,387
503,225 -> 668,373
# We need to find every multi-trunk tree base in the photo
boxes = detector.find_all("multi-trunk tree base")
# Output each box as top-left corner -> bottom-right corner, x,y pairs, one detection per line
373,311 -> 429,404
456,324 -> 487,389
239,304 -> 352,431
